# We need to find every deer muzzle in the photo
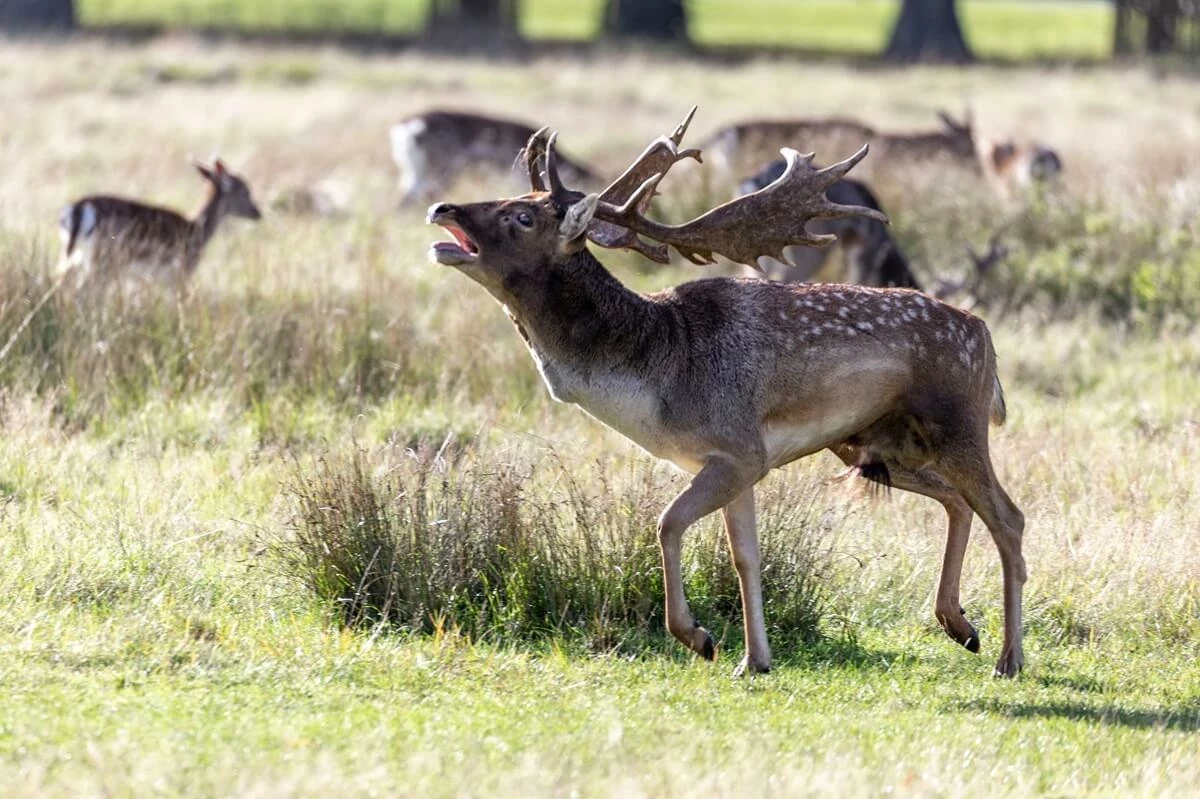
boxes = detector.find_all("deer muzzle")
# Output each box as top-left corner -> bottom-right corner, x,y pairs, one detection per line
426,202 -> 480,267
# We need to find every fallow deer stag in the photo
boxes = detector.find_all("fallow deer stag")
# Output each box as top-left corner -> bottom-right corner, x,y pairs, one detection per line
58,158 -> 261,290
427,108 -> 1026,678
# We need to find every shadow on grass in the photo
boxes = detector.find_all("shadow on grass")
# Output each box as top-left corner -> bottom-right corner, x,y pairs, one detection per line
955,697 -> 1200,732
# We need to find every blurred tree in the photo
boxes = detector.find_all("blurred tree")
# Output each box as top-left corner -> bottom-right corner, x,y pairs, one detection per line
426,0 -> 518,39
884,0 -> 974,63
0,0 -> 75,30
1113,0 -> 1192,55
604,0 -> 688,42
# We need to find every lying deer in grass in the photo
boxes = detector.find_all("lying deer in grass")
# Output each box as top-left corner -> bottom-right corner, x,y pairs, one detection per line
391,109 -> 600,206
737,160 -> 1010,297
58,158 -> 261,290
427,108 -> 1026,678
978,138 -> 1064,197
737,164 -> 921,289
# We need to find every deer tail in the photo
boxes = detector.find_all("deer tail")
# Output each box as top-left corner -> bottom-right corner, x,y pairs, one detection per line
990,372 -> 1007,426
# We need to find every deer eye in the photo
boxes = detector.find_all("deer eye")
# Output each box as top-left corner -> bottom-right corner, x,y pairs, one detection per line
515,211 -> 534,228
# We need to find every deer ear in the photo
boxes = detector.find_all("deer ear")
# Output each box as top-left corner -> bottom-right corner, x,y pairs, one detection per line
193,159 -> 215,181
558,193 -> 599,254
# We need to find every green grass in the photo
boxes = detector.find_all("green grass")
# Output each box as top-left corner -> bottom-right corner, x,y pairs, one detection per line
5,624 -> 1197,795
77,0 -> 1115,61
2,38 -> 1200,796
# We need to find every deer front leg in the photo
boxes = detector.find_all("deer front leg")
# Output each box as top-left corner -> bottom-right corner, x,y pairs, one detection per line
658,454 -> 763,667
722,488 -> 771,675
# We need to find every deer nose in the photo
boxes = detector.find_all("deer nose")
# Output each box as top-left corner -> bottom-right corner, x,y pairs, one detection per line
427,202 -> 456,223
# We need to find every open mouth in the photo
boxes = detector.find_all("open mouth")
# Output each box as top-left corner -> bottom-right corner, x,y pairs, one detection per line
429,222 -> 480,266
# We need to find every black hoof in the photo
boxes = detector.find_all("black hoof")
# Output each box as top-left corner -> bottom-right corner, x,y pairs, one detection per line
959,608 -> 980,653
701,633 -> 716,661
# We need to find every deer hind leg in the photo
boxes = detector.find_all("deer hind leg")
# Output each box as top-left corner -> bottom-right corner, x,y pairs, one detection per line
830,445 -> 980,652
721,488 -> 771,675
658,454 -> 764,668
938,439 -> 1026,678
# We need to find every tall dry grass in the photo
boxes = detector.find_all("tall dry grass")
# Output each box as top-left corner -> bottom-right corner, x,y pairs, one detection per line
0,37 -> 1196,662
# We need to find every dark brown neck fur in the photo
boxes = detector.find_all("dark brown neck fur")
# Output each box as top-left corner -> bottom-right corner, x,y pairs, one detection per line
500,248 -> 670,378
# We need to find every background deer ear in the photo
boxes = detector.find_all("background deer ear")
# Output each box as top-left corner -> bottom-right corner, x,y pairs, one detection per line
937,110 -> 959,132
192,159 -> 215,181
558,193 -> 599,254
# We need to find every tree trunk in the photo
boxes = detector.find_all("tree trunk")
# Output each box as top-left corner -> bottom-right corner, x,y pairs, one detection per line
0,0 -> 76,30
424,0 -> 519,46
1112,0 -> 1132,56
884,0 -> 974,63
1144,0 -> 1178,53
426,0 -> 517,31
604,0 -> 688,42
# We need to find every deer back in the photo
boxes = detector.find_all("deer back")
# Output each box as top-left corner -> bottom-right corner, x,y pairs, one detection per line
704,117 -> 878,176
392,110 -> 599,201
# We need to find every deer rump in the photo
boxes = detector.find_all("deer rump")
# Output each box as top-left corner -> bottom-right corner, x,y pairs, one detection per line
739,159 -> 920,290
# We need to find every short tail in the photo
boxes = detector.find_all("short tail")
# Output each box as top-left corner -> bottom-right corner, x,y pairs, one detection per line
990,372 -> 1007,426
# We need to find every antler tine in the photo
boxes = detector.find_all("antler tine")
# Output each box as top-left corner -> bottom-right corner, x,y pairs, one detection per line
670,105 -> 698,146
544,130 -> 568,199
590,145 -> 888,268
522,126 -> 552,192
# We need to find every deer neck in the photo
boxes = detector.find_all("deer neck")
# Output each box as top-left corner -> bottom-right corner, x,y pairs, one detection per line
498,249 -> 665,404
187,184 -> 226,268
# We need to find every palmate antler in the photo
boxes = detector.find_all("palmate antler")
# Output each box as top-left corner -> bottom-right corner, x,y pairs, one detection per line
523,107 -> 888,269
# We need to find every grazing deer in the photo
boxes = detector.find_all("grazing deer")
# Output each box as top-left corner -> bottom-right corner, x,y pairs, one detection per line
702,116 -> 878,177
737,162 -> 920,289
58,158 -> 261,290
704,109 -> 979,180
871,110 -> 979,170
390,109 -> 600,206
427,108 -> 1026,678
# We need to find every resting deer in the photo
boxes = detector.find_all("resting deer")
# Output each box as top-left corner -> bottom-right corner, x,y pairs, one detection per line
390,109 -> 600,206
738,159 -> 1011,296
737,163 -> 920,289
427,108 -> 1026,678
58,158 -> 261,290
978,138 -> 1063,197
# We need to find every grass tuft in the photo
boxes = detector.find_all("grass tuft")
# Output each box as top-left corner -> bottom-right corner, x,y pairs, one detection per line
280,444 -> 830,655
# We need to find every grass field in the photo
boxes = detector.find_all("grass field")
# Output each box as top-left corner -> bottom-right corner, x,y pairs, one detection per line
77,0 -> 1116,61
1,36 -> 1199,796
